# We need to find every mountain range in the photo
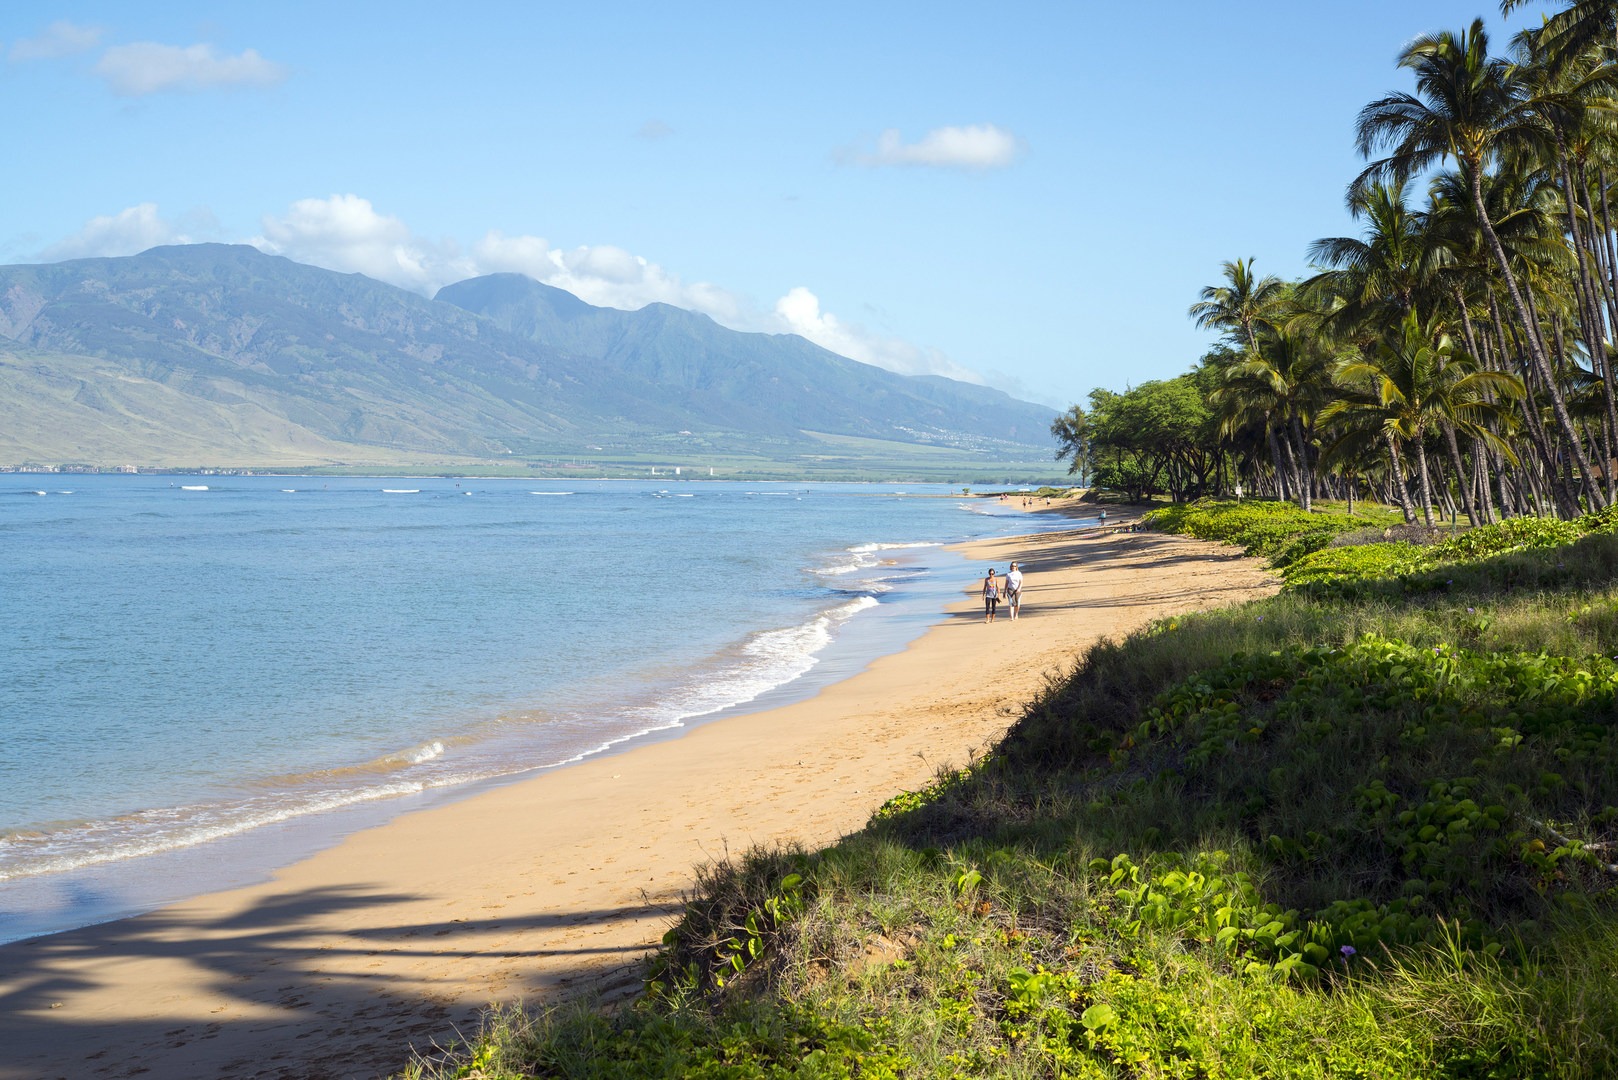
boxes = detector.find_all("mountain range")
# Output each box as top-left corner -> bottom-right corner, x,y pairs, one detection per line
0,244 -> 1058,476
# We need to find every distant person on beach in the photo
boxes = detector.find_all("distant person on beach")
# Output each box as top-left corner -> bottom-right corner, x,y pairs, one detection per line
1099,509 -> 1107,526
982,568 -> 1000,623
1006,562 -> 1023,619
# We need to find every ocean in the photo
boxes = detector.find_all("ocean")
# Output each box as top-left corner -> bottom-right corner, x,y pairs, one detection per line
0,475 -> 1072,943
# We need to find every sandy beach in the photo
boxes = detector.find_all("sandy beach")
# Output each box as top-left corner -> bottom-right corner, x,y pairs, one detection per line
0,510 -> 1278,1080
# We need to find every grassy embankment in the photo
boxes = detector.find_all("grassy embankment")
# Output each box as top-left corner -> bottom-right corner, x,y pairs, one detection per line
409,500 -> 1618,1078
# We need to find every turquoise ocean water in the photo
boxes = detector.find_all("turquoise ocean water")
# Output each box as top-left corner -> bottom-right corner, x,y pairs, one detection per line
0,476 -> 1070,943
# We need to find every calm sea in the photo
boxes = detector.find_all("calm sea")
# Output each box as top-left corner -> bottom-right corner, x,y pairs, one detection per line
0,476 -> 1071,942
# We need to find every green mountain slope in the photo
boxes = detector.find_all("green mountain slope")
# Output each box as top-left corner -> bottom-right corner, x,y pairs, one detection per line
0,245 -> 1057,473
436,272 -> 1053,448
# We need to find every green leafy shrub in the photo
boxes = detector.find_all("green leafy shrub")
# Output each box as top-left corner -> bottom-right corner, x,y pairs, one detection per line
1428,516 -> 1585,562
1281,541 -> 1428,590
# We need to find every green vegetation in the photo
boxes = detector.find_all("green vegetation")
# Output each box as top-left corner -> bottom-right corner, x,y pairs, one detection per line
403,502 -> 1618,1077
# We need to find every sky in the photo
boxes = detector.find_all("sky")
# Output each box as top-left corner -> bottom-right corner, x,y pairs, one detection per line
0,1 -> 1558,410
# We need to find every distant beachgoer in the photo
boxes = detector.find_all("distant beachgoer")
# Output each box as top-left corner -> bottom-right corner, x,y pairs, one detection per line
983,568 -> 1000,623
1006,562 -> 1024,620
1099,509 -> 1108,526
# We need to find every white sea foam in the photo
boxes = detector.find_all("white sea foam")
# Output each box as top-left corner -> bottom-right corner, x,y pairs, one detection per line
530,492 -> 574,495
382,489 -> 419,494
619,595 -> 881,732
813,540 -> 941,576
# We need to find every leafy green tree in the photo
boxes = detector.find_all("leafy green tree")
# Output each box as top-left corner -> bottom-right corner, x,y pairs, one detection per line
1050,404 -> 1091,481
1087,377 -> 1221,502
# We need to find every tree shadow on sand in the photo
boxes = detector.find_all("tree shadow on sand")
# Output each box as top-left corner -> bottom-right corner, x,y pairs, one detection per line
0,884 -> 674,1080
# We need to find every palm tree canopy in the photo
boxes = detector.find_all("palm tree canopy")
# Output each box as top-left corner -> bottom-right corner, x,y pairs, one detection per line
1188,258 -> 1288,353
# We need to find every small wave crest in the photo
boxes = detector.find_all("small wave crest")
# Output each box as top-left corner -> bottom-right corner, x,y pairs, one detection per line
403,741 -> 445,765
813,540 -> 941,576
621,595 -> 880,732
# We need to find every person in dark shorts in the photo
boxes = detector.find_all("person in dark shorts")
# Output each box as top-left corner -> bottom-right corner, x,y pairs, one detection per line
982,568 -> 1001,623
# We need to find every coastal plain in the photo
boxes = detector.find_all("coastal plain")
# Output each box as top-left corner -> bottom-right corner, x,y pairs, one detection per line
0,509 -> 1278,1080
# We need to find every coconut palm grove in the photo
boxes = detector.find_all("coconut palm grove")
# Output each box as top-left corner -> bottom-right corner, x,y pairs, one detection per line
403,6 -> 1618,1077
1054,6 -> 1618,529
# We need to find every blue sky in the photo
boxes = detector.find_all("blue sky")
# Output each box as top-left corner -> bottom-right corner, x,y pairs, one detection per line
0,1 -> 1555,409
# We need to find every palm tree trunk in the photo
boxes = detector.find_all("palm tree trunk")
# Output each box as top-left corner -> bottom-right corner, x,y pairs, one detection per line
1414,433 -> 1435,528
1384,429 -> 1418,524
1266,422 -> 1290,502
1289,413 -> 1312,511
1473,437 -> 1497,524
1574,167 -> 1618,502
1441,421 -> 1478,525
1495,297 -> 1578,517
1469,167 -> 1607,511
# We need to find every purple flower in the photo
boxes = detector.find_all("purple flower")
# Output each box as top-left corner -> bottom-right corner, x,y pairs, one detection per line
1467,607 -> 1476,615
1340,945 -> 1357,958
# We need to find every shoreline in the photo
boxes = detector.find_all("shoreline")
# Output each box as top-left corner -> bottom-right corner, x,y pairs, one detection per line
0,511 -> 1278,1080
0,497 -> 1045,948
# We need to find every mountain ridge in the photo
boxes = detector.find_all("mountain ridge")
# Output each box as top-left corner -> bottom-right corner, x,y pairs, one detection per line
0,244 -> 1058,475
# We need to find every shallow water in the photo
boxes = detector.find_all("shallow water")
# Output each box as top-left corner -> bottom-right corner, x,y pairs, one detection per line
0,476 -> 1063,941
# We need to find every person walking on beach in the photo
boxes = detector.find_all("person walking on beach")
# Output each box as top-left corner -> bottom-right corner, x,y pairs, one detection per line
982,568 -> 1001,623
1005,561 -> 1023,620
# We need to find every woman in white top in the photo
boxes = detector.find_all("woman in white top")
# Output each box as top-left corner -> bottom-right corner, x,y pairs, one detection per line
1005,562 -> 1023,619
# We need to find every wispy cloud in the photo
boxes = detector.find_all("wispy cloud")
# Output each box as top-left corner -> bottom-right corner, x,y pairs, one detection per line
8,20 -> 104,61
636,119 -> 672,140
840,124 -> 1023,171
95,42 -> 287,96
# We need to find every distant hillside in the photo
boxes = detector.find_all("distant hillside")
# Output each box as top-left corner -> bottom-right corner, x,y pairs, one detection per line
0,245 -> 1058,475
435,273 -> 1051,447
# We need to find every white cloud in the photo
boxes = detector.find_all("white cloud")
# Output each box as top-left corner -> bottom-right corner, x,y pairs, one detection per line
253,195 -> 473,293
771,286 -> 984,383
40,203 -> 190,261
95,42 -> 287,96
472,230 -> 748,324
843,124 -> 1023,171
9,20 -> 104,61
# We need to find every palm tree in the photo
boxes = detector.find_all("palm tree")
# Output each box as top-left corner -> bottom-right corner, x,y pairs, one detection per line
1192,261 -> 1304,502
1224,328 -> 1330,510
1353,18 -> 1608,510
1502,0 -> 1617,76
1189,259 -> 1288,355
1305,179 -> 1445,331
1325,311 -> 1523,526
